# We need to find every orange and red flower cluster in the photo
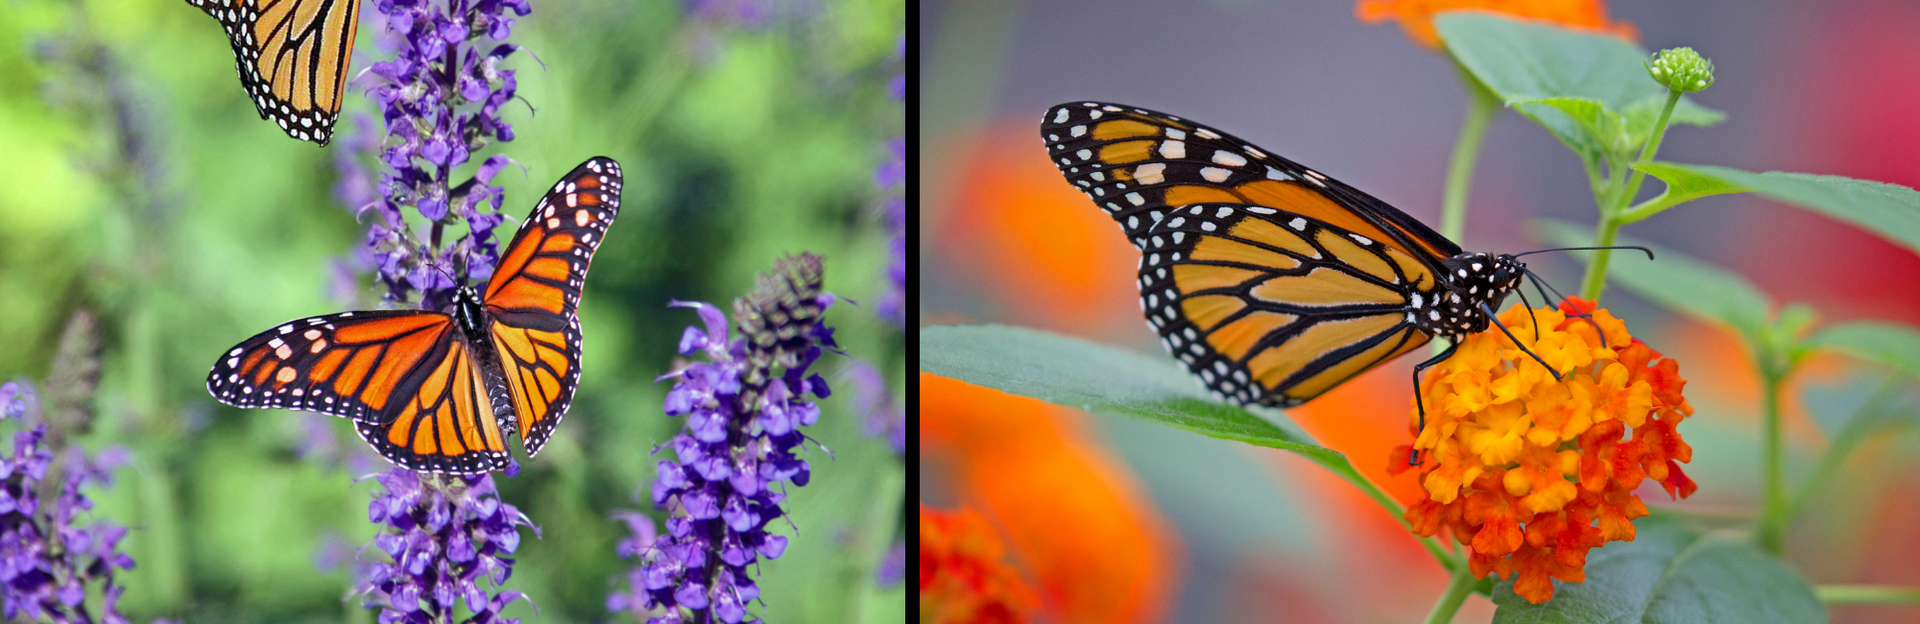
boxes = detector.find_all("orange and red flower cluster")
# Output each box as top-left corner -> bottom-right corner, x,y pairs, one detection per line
920,504 -> 1038,624
1357,0 -> 1638,49
1390,298 -> 1696,603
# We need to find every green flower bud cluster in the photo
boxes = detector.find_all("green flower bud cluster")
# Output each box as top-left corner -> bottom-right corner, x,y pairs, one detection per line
1646,47 -> 1715,93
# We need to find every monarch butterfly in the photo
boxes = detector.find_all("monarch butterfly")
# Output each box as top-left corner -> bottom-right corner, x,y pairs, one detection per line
1040,102 -> 1640,448
183,0 -> 361,145
207,157 -> 622,474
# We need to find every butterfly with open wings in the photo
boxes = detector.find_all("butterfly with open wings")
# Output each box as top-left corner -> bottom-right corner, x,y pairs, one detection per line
208,157 -> 622,474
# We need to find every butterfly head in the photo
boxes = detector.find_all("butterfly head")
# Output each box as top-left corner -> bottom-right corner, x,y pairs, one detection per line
452,285 -> 489,338
1422,252 -> 1527,336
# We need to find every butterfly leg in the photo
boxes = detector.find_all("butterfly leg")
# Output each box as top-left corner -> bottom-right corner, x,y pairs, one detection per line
1521,268 -> 1609,349
1482,303 -> 1564,382
1408,341 -> 1460,466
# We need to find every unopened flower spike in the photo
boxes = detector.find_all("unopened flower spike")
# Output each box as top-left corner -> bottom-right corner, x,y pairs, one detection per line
1646,47 -> 1715,93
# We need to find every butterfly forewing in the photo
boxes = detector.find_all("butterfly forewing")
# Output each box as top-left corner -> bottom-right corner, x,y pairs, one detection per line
1140,203 -> 1434,406
482,156 -> 623,457
185,0 -> 358,145
206,310 -> 455,422
1040,102 -> 1460,262
352,340 -> 513,474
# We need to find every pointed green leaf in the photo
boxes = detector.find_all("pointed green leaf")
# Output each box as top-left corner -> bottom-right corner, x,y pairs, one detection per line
1810,321 -> 1920,380
1629,162 -> 1920,257
1437,13 -> 1723,165
1626,161 -> 1747,218
1537,220 -> 1772,337
1491,517 -> 1823,623
919,324 -> 1343,460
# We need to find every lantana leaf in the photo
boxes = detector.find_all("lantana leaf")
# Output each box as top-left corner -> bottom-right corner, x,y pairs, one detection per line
1631,162 -> 1920,258
1490,516 -> 1823,623
1810,321 -> 1920,381
1537,220 -> 1772,338
920,324 -> 1344,466
1437,13 -> 1723,165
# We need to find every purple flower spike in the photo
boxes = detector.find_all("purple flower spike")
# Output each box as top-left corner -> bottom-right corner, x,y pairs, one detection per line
358,469 -> 534,623
610,255 -> 838,623
356,0 -> 532,307
0,384 -> 135,623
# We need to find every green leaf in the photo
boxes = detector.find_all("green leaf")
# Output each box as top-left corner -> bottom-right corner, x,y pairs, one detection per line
919,324 -> 1340,461
1491,517 -> 1824,623
1437,13 -> 1724,166
923,324 -> 1465,571
1811,321 -> 1920,380
1630,162 -> 1920,258
1625,161 -> 1747,219
1537,220 -> 1772,337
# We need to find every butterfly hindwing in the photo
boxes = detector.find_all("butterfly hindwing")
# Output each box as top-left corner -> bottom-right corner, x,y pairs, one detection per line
206,310 -> 456,423
1140,203 -> 1434,406
1040,101 -> 1461,262
185,0 -> 359,145
482,156 -> 623,457
352,340 -> 513,474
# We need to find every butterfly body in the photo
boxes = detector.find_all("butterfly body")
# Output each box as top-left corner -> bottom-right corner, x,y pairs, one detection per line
208,157 -> 623,474
1043,102 -> 1528,407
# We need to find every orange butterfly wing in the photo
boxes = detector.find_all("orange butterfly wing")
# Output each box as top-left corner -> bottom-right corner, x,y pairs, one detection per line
482,157 -> 623,457
183,0 -> 359,145
352,340 -> 513,474
1039,101 -> 1462,262
205,310 -> 512,473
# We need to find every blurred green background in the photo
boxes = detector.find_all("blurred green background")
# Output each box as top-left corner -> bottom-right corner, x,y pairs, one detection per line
0,0 -> 904,621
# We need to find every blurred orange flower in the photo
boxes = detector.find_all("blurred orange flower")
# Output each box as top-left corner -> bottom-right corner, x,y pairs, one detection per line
938,123 -> 1141,336
922,373 -> 1182,624
1389,298 -> 1695,603
920,504 -> 1039,624
1357,0 -> 1638,49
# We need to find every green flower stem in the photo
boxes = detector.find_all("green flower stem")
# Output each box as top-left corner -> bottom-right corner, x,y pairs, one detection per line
1441,67 -> 1501,245
1581,89 -> 1683,302
1787,375 -> 1906,523
1816,585 -> 1920,604
1422,562 -> 1479,624
1756,369 -> 1787,554
1332,462 -> 1461,572
1432,67 -> 1499,356
1618,190 -> 1691,224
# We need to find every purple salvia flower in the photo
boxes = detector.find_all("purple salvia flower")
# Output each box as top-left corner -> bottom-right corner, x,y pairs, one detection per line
0,382 -> 136,623
875,541 -> 903,589
875,39 -> 904,327
361,0 -> 532,308
358,469 -> 535,623
844,362 -> 902,456
614,254 -> 837,623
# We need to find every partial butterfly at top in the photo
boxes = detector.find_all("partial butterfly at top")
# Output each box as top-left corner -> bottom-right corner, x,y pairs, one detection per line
207,157 -> 623,474
1040,102 -> 1645,448
183,0 -> 360,145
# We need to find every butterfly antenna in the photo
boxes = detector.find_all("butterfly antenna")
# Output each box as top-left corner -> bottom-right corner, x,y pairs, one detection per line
1482,303 -> 1563,381
1520,268 -> 1611,349
1511,245 -> 1655,260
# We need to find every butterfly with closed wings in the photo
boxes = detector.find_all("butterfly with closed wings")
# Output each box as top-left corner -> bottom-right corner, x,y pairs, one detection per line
1041,102 -> 1646,457
183,0 -> 361,145
208,157 -> 622,474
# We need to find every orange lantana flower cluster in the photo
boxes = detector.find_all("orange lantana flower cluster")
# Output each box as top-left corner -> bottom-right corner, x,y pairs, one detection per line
1357,0 -> 1638,49
920,504 -> 1038,624
1390,298 -> 1696,603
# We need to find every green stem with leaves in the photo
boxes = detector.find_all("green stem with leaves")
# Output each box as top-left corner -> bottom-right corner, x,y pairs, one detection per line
1581,89 -> 1683,302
